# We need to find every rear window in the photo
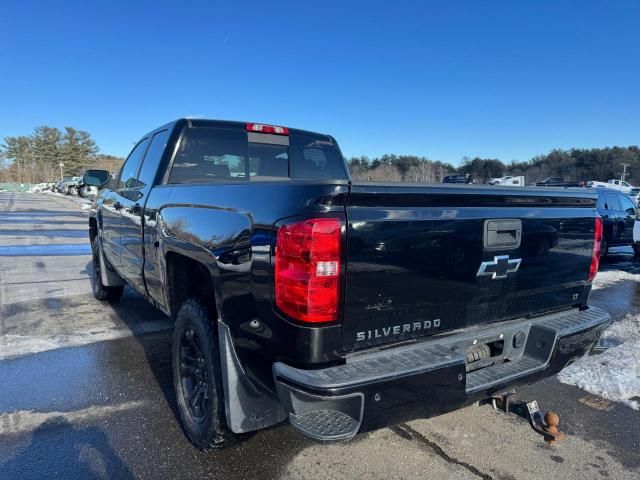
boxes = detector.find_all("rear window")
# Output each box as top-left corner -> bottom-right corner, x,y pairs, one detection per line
168,126 -> 347,184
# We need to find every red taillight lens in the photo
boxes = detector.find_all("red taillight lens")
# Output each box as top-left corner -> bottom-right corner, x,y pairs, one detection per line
588,216 -> 603,282
275,218 -> 342,323
246,122 -> 289,135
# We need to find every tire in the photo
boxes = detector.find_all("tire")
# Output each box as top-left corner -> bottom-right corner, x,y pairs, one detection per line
91,239 -> 124,302
172,299 -> 235,450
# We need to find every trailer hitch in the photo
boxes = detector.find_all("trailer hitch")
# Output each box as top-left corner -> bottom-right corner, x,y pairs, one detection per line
488,390 -> 566,444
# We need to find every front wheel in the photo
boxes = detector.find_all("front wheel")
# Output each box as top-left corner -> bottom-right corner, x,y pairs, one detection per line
172,299 -> 236,450
91,239 -> 124,302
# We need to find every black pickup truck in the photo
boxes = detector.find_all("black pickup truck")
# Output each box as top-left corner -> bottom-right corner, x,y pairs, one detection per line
86,119 -> 609,449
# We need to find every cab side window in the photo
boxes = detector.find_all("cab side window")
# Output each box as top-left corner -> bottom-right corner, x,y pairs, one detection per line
118,138 -> 150,190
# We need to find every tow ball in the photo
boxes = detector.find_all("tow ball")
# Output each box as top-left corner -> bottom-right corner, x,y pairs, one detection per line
488,390 -> 566,445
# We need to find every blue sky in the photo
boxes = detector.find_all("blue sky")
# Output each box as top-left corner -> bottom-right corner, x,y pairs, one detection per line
1,0 -> 639,164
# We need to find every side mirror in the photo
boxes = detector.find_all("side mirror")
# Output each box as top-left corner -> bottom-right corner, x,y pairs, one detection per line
83,169 -> 111,188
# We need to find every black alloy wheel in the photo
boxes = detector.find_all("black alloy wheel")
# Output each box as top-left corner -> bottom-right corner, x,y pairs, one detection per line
178,328 -> 210,423
171,299 -> 237,449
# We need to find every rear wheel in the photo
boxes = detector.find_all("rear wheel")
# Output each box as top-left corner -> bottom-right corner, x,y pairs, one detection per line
172,299 -> 235,450
91,239 -> 124,302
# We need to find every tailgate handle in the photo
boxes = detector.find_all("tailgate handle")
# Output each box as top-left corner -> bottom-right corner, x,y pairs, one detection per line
484,219 -> 522,250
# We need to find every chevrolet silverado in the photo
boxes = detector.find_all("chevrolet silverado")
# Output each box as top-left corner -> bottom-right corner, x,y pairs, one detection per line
86,118 -> 609,449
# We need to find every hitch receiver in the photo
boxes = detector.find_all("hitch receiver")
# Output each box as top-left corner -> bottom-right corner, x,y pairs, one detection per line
489,391 -> 566,444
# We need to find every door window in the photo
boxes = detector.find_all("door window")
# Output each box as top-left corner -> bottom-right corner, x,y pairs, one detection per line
119,139 -> 150,190
619,195 -> 636,215
604,192 -> 620,211
137,130 -> 169,187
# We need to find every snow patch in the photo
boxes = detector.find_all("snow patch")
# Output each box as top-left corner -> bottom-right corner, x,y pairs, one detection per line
558,313 -> 640,410
0,401 -> 144,435
0,319 -> 173,361
592,269 -> 640,290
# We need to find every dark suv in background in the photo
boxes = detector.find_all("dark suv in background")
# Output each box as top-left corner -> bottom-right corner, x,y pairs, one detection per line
442,174 -> 476,184
594,188 -> 638,256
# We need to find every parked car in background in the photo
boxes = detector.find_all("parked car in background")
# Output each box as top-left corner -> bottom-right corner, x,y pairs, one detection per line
442,174 -> 476,184
587,179 -> 638,195
533,177 -> 583,187
54,177 -> 72,193
488,176 -> 525,186
85,118 -> 608,450
595,188 -> 638,257
71,177 -> 84,195
57,176 -> 81,195
29,183 -> 52,192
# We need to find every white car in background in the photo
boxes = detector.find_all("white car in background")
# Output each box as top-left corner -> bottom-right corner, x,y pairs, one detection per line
587,179 -> 638,195
488,175 -> 525,186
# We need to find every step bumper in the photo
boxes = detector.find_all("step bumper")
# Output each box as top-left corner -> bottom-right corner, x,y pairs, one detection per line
273,306 -> 610,441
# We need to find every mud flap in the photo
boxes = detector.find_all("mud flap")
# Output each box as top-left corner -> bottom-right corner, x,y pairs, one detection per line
217,322 -> 287,434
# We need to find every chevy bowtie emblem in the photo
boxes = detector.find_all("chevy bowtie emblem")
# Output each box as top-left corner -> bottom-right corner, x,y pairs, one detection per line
477,255 -> 521,279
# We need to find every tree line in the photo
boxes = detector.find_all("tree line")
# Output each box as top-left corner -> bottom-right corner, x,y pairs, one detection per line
0,126 -> 124,184
3,125 -> 639,186
348,154 -> 456,182
348,146 -> 640,185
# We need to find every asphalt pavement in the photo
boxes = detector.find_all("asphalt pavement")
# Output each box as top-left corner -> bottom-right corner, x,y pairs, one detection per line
0,191 -> 639,480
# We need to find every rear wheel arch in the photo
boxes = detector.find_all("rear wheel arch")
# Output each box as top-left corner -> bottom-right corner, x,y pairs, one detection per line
164,250 -> 219,321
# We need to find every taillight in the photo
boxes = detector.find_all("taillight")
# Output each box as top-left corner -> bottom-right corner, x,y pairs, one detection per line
246,123 -> 289,135
275,218 -> 342,323
588,217 -> 603,282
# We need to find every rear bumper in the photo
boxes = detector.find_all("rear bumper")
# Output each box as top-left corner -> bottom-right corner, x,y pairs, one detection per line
273,306 -> 609,441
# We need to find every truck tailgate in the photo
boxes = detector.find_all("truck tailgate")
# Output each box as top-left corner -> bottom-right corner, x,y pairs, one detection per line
343,183 -> 598,351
